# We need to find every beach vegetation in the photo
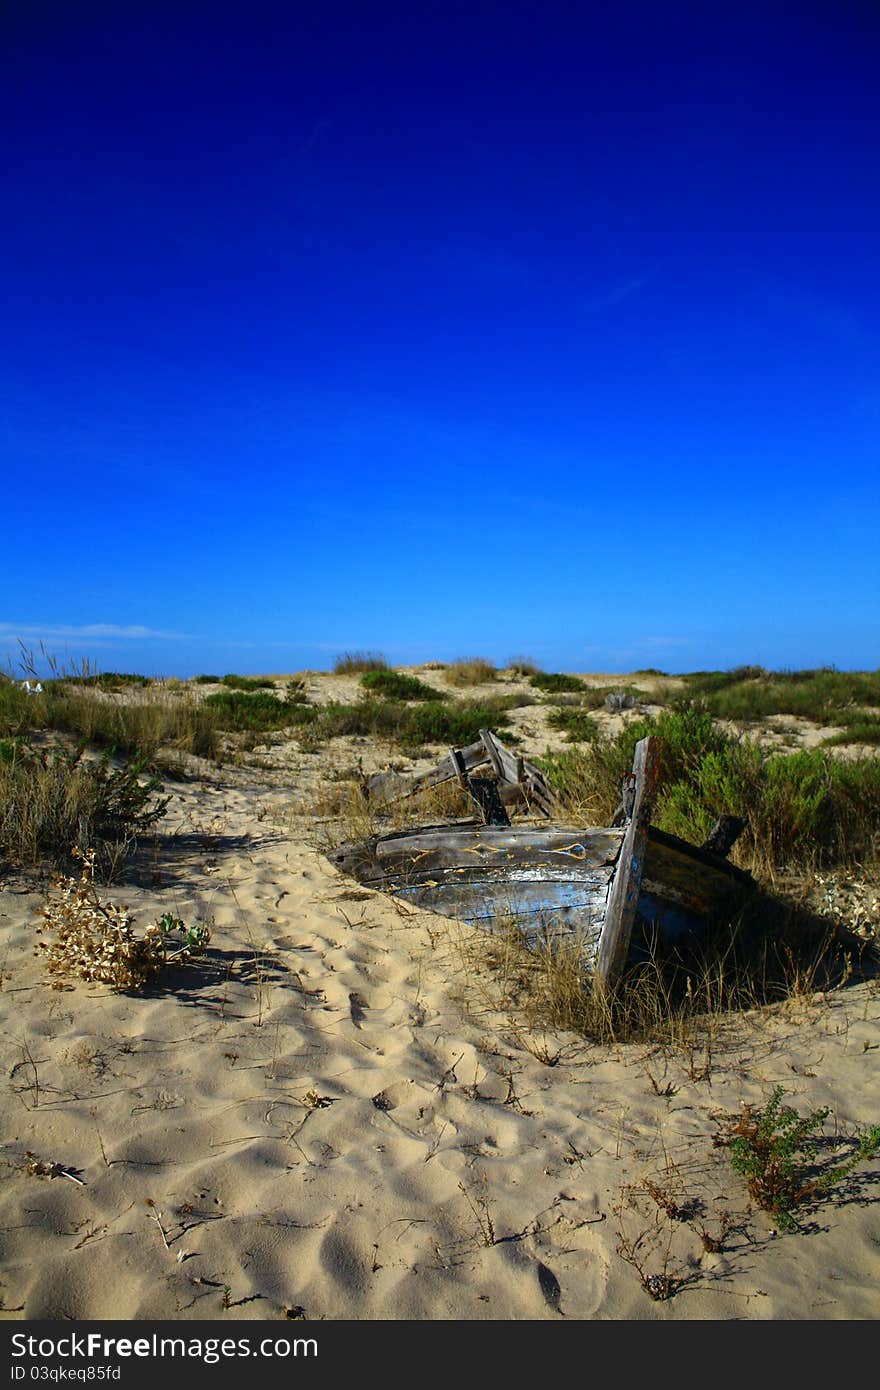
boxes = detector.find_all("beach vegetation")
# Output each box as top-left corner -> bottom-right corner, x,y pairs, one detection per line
678,666 -> 880,724
204,689 -> 317,732
219,674 -> 276,691
57,672 -> 151,691
36,849 -> 210,991
719,1085 -> 880,1231
538,704 -> 880,874
822,712 -> 880,748
546,707 -> 600,742
314,697 -> 511,750
0,745 -> 169,877
529,672 -> 586,693
333,651 -> 388,674
360,669 -> 445,701
444,658 -> 497,687
507,656 -> 542,676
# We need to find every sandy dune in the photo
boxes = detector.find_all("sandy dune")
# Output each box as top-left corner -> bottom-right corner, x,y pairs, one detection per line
1,674 -> 879,1321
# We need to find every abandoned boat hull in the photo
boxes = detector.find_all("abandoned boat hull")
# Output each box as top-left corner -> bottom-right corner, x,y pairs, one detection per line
332,812 -> 755,973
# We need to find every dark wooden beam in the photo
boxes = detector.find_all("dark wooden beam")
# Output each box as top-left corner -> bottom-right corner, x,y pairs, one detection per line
701,815 -> 746,859
595,735 -> 662,986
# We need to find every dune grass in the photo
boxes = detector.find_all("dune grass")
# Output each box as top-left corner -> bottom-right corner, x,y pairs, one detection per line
0,673 -> 220,760
679,666 -> 880,724
444,658 -> 498,687
312,697 -> 511,750
202,689 -> 316,732
822,712 -> 880,748
334,651 -> 388,674
507,656 -> 542,676
0,740 -> 169,878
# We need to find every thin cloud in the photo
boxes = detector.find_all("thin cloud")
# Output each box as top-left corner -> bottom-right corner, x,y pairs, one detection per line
0,622 -> 191,642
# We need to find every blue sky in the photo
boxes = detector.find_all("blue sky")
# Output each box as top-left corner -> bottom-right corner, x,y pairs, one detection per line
2,1 -> 878,677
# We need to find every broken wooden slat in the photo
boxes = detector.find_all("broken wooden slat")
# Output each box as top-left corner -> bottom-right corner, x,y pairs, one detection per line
363,738 -> 489,807
477,730 -> 557,816
700,815 -> 746,859
394,873 -> 614,954
467,777 -> 511,826
479,728 -> 520,784
368,826 -> 624,883
595,735 -> 661,986
522,764 -> 557,816
642,824 -> 754,916
450,746 -> 469,788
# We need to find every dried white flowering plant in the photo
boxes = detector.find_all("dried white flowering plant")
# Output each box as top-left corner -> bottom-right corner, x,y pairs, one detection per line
36,849 -> 211,991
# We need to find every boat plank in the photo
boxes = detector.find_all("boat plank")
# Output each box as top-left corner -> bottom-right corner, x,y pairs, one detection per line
364,739 -> 490,805
374,826 -> 622,868
595,736 -> 661,985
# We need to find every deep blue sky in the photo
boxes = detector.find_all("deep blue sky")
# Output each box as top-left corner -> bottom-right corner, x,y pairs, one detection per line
2,1 -> 878,677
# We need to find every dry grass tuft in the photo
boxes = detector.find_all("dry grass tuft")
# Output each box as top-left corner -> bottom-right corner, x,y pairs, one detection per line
333,651 -> 388,674
444,658 -> 497,688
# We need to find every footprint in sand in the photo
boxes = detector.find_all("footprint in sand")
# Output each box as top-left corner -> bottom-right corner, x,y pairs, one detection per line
319,1226 -> 369,1298
348,991 -> 368,1026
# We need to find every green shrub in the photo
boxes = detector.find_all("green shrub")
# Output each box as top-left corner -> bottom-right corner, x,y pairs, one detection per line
360,669 -> 445,701
220,674 -> 276,691
316,699 -> 408,740
679,667 -> 880,724
722,1085 -> 880,1232
823,712 -> 880,747
530,672 -> 586,694
204,690 -> 316,732
538,705 -> 880,873
546,708 -> 600,743
193,674 -> 221,684
313,698 -> 510,750
63,672 -> 151,691
401,701 -> 510,749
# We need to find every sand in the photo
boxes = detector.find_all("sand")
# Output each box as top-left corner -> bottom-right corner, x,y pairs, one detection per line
1,671 -> 878,1321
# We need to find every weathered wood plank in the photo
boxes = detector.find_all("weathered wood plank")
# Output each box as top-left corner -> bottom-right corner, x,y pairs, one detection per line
363,739 -> 490,806
595,736 -> 661,986
449,746 -> 470,792
521,760 -> 557,816
479,728 -> 519,784
479,729 -> 507,780
467,776 -> 511,826
369,863 -> 619,896
394,877 -> 611,951
372,824 -> 623,864
642,828 -> 754,917
646,825 -> 754,885
701,815 -> 746,859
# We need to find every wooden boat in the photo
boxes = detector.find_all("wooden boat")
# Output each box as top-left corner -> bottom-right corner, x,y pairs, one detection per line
331,734 -> 756,985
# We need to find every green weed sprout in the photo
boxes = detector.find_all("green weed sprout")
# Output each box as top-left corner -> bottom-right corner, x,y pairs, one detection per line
724,1085 -> 880,1231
